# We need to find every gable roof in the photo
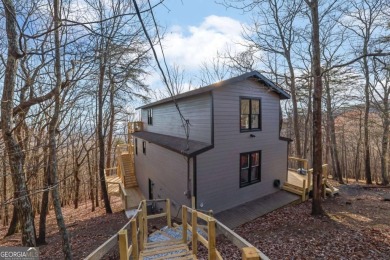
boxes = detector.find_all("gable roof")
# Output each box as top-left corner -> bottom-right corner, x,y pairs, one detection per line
137,71 -> 290,110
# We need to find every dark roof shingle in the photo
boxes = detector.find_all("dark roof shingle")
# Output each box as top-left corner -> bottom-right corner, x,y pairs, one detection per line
132,131 -> 213,157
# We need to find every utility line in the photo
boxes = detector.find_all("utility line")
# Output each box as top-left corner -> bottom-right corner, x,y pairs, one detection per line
132,0 -> 190,150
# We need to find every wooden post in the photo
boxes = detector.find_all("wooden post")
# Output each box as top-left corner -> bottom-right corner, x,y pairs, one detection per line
242,247 -> 260,260
182,206 -> 187,244
131,219 -> 138,259
208,218 -> 216,260
142,201 -> 148,243
302,179 -> 306,201
118,230 -> 129,260
191,196 -> 196,209
166,199 -> 172,227
138,210 -> 144,251
192,210 -> 198,255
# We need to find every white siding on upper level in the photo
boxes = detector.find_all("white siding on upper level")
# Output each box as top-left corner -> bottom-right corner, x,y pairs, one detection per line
141,93 -> 212,143
196,79 -> 288,213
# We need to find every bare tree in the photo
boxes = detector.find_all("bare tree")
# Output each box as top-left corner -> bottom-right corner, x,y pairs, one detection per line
370,56 -> 390,185
341,0 -> 385,184
305,0 -> 324,215
1,0 -> 36,246
223,0 -> 305,157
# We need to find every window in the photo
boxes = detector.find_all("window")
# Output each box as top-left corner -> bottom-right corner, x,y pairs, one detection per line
240,98 -> 261,131
147,109 -> 153,125
135,138 -> 138,155
142,141 -> 146,154
240,151 -> 261,187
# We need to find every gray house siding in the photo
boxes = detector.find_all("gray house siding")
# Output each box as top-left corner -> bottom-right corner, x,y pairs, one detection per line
134,139 -> 193,215
141,93 -> 212,143
196,79 -> 288,213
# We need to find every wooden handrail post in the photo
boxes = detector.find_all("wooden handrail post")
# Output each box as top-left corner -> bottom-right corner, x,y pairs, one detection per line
208,218 -> 216,260
138,210 -> 144,251
192,210 -> 198,255
142,200 -> 148,243
166,199 -> 172,227
242,247 -> 260,260
118,230 -> 129,260
302,179 -> 306,201
131,219 -> 138,259
182,206 -> 188,244
304,160 -> 308,171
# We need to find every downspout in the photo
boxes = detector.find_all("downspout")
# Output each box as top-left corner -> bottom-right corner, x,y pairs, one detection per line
193,156 -> 197,209
187,156 -> 197,209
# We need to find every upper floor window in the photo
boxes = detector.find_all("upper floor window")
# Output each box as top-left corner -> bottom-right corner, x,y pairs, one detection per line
240,151 -> 261,187
135,138 -> 138,155
240,98 -> 261,131
147,109 -> 153,125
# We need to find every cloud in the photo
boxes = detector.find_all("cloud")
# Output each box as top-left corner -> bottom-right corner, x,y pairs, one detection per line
161,15 -> 246,71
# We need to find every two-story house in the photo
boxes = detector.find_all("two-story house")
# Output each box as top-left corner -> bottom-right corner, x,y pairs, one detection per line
132,71 -> 290,215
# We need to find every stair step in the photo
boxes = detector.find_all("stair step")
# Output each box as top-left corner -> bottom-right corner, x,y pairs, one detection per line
150,251 -> 194,260
283,182 -> 304,190
141,244 -> 188,256
144,240 -> 183,250
282,185 -> 304,195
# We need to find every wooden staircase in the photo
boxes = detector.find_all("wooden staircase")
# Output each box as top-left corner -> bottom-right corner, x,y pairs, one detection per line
120,151 -> 138,188
140,240 -> 195,260
86,199 -> 268,260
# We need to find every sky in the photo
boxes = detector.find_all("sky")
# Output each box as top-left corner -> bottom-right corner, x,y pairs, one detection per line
146,0 -> 251,90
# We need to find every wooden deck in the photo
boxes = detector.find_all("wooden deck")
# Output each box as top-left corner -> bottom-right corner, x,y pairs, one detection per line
214,190 -> 300,229
287,170 -> 310,188
125,187 -> 145,209
106,175 -> 144,209
106,175 -> 121,196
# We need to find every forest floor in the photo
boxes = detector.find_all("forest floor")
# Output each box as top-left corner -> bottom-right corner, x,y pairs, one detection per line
0,196 -> 128,259
235,180 -> 390,259
1,181 -> 389,259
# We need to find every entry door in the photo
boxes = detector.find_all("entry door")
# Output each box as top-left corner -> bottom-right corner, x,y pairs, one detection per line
148,179 -> 154,199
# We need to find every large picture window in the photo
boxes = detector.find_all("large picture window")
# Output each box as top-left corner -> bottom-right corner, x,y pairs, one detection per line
240,98 -> 261,131
147,109 -> 153,125
240,151 -> 261,187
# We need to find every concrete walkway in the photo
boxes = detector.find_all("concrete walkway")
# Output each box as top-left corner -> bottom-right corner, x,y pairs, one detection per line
214,190 -> 300,229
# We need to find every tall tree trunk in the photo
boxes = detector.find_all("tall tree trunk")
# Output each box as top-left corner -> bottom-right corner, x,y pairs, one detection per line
98,45 -> 112,214
37,149 -> 50,245
325,74 -> 343,183
303,76 -> 313,159
6,206 -> 19,237
354,111 -> 363,181
289,70 -> 302,157
307,0 -> 324,215
87,150 -> 95,212
1,0 -> 36,246
363,54 -> 373,184
49,0 -> 72,258
2,150 -> 9,226
106,78 -> 115,170
381,101 -> 389,185
73,165 -> 80,209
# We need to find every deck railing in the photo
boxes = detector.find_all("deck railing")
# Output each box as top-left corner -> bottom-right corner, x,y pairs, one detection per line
182,206 -> 222,260
286,157 -> 330,201
128,121 -> 143,134
86,199 -> 267,260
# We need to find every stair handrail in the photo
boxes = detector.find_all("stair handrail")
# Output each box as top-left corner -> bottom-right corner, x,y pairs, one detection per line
182,206 -> 222,260
86,199 -> 169,260
85,202 -> 143,260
